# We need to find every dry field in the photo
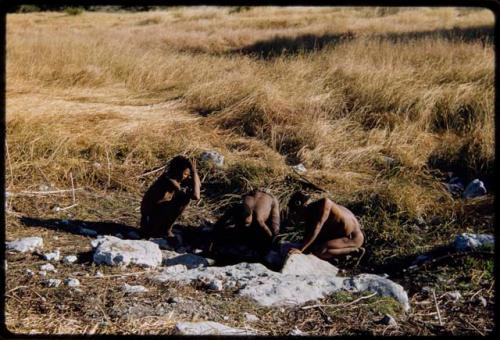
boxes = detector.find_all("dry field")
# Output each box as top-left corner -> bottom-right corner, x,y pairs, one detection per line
4,6 -> 495,335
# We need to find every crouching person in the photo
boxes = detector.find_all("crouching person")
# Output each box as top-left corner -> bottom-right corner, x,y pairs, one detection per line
140,155 -> 200,240
286,191 -> 364,260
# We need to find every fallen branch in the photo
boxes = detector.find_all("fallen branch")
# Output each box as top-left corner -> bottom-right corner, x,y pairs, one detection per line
301,292 -> 378,310
431,289 -> 443,326
8,188 -> 85,196
137,165 -> 167,178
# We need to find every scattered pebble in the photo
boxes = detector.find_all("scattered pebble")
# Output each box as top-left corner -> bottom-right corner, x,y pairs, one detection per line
446,291 -> 462,302
53,236 -> 59,240
193,249 -> 203,255
167,296 -> 183,304
291,163 -> 307,173
244,313 -> 259,323
95,271 -> 104,277
63,255 -> 78,264
200,150 -> 224,167
463,179 -> 487,199
223,316 -> 229,321
6,237 -> 44,253
290,327 -> 308,336
38,271 -> 47,277
45,279 -> 62,288
40,263 -> 56,272
476,296 -> 487,307
25,269 -> 34,277
378,314 -> 398,327
42,250 -> 61,261
122,283 -> 148,294
64,278 -> 80,287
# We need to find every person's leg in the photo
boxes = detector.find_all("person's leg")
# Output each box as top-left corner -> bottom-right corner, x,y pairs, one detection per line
312,234 -> 364,260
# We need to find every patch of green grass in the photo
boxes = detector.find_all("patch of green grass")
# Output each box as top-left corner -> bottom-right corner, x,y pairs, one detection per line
64,7 -> 84,16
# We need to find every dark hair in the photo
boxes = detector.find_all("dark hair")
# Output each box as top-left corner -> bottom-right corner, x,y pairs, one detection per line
288,191 -> 310,209
165,155 -> 191,179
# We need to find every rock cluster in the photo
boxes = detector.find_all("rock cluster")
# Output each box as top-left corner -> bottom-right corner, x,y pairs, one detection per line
6,237 -> 43,253
91,236 -> 162,268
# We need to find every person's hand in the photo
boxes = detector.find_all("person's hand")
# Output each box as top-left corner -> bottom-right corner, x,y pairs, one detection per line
171,179 -> 181,191
288,248 -> 302,255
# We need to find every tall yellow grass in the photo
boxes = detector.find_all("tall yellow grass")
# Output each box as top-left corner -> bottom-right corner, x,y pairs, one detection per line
6,7 -> 495,219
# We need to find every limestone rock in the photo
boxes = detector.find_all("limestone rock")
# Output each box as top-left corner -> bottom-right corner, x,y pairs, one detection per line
6,237 -> 43,253
64,278 -> 80,287
45,279 -> 62,288
281,253 -> 339,276
290,327 -> 308,336
62,255 -> 78,264
291,163 -> 307,173
40,263 -> 56,272
175,321 -> 257,335
123,283 -> 148,294
200,150 -> 224,167
454,233 -> 494,252
162,250 -> 209,269
91,236 -> 162,268
42,250 -> 60,261
463,179 -> 487,199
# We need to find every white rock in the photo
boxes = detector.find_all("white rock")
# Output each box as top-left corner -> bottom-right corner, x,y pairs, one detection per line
80,228 -> 98,237
38,271 -> 47,277
175,321 -> 257,335
291,163 -> 307,173
193,248 -> 203,254
244,313 -> 259,323
162,250 -> 209,269
379,314 -> 397,327
65,278 -> 80,287
40,263 -> 56,272
95,271 -> 104,277
477,296 -> 487,307
200,150 -> 224,167
45,279 -> 62,288
163,264 -> 188,274
122,283 -> 148,294
463,179 -> 487,199
290,327 -> 308,336
6,237 -> 43,253
446,291 -> 462,302
152,254 -> 410,311
454,233 -> 494,252
42,250 -> 60,261
91,236 -> 162,268
25,269 -> 34,277
281,253 -> 339,276
62,255 -> 78,264
53,236 -> 59,240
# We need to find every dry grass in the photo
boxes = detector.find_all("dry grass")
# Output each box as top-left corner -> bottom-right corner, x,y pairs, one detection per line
5,6 -> 495,336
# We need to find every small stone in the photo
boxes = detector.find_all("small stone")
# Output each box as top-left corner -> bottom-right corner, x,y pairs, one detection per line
244,313 -> 259,323
42,250 -> 60,261
200,150 -> 224,167
446,291 -> 462,302
167,296 -> 183,304
291,163 -> 307,173
63,255 -> 78,264
123,283 -> 148,294
175,321 -> 257,335
25,269 -> 34,277
193,248 -> 203,255
454,233 -> 494,252
463,179 -> 487,199
163,264 -> 188,274
290,327 -> 308,336
223,316 -> 229,321
38,271 -> 47,277
39,184 -> 50,191
40,263 -> 56,272
53,236 -> 59,240
64,278 -> 80,287
378,314 -> 397,327
6,237 -> 44,253
477,296 -> 487,307
207,279 -> 224,291
45,279 -> 62,288
95,271 -> 104,277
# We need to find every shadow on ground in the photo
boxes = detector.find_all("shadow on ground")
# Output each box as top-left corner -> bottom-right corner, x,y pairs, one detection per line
231,26 -> 493,59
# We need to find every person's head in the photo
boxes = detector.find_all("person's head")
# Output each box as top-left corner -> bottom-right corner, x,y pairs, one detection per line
166,155 -> 192,181
287,191 -> 310,222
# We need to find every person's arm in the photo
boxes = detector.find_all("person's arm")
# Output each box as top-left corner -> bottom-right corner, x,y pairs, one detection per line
256,217 -> 274,238
299,200 -> 331,253
270,197 -> 280,236
214,205 -> 236,229
189,159 -> 201,200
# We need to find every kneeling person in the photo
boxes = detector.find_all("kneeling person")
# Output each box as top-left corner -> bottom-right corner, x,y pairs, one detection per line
287,191 -> 364,260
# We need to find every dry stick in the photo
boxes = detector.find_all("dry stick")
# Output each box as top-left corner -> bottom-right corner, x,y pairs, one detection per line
10,188 -> 85,196
84,271 -> 150,279
431,289 -> 443,326
5,140 -> 14,189
5,285 -> 29,294
463,317 -> 485,336
301,292 -> 378,310
69,171 -> 76,204
105,148 -> 111,191
136,165 -> 167,179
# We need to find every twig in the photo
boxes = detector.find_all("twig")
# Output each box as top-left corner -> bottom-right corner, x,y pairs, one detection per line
105,148 -> 112,189
469,288 -> 483,302
8,188 -> 85,196
5,285 -> 29,294
136,165 -> 167,179
84,271 -> 150,279
57,203 -> 79,211
301,292 -> 377,310
5,140 -> 14,189
69,172 -> 76,204
431,289 -> 443,326
462,317 -> 485,336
